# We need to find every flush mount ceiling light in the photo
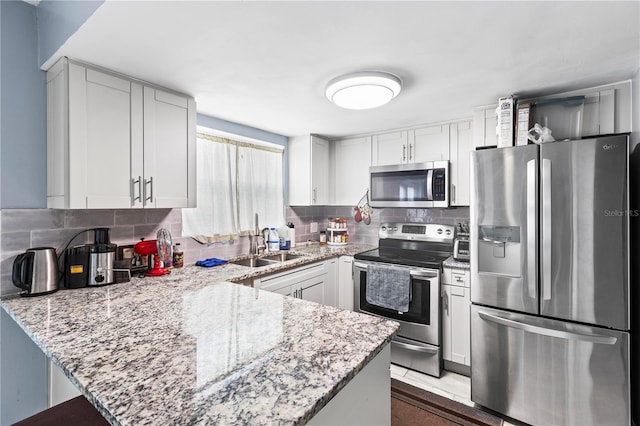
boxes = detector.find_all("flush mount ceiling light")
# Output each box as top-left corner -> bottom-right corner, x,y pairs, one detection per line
325,71 -> 402,110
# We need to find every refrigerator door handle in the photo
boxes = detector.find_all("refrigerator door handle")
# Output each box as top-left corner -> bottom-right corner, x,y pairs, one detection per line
526,159 -> 537,299
477,311 -> 617,345
542,157 -> 552,301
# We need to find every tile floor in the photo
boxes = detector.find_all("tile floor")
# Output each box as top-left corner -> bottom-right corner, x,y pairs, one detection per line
390,364 -> 521,425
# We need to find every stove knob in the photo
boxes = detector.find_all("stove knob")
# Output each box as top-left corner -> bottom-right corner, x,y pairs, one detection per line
445,229 -> 451,235
437,228 -> 443,234
393,227 -> 398,231
381,226 -> 387,231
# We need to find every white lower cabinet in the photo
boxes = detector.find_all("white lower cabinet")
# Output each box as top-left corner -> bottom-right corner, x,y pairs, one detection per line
442,267 -> 471,371
337,256 -> 354,310
48,360 -> 81,408
254,259 -> 337,307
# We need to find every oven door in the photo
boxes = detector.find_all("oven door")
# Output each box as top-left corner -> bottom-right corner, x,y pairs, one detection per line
353,260 -> 440,346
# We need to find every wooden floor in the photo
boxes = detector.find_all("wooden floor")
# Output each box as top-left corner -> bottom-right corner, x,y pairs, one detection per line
391,378 -> 503,426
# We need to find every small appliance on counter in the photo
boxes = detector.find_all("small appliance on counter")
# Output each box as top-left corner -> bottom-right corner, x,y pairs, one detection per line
88,228 -> 117,285
64,227 -> 127,288
133,229 -> 173,277
453,222 -> 470,262
12,247 -> 59,296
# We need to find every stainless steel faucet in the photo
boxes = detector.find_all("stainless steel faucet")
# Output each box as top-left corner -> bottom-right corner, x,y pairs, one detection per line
249,213 -> 266,255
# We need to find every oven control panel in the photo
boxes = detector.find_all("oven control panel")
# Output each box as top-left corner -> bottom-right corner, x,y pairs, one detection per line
379,222 -> 454,242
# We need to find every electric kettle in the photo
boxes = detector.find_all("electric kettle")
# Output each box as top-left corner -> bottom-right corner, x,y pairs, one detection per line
12,247 -> 59,296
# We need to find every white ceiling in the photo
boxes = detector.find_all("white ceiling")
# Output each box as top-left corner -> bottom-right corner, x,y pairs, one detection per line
48,1 -> 640,139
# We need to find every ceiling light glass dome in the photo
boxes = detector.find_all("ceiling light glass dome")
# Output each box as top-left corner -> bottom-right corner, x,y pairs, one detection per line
325,71 -> 402,110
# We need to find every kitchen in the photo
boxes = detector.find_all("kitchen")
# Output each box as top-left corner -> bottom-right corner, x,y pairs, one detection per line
1,1 -> 639,425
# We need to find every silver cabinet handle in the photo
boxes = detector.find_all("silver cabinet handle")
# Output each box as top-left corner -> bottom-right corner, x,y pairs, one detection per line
442,289 -> 449,313
402,144 -> 406,162
542,158 -> 551,301
391,339 -> 438,354
144,177 -> 154,206
312,188 -> 317,204
131,176 -> 142,205
477,311 -> 617,345
451,184 -> 456,203
298,287 -> 302,299
409,143 -> 413,161
526,159 -> 537,300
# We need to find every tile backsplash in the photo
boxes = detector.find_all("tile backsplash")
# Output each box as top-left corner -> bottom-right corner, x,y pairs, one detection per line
0,206 -> 469,297
286,205 -> 469,246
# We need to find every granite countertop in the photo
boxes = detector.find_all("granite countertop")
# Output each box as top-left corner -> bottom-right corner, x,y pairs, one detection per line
443,256 -> 470,270
1,243 -> 397,425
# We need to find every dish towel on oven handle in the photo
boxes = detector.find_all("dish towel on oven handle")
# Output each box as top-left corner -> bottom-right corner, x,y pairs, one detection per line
365,264 -> 411,313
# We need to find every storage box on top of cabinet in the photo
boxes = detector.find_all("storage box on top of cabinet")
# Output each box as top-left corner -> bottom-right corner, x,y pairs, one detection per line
46,57 -> 196,209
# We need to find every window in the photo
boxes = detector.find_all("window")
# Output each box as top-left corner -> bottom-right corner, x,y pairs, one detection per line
182,132 -> 284,243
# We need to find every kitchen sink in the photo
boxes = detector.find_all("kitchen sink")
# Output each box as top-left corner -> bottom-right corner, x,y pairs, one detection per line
230,252 -> 306,268
262,252 -> 305,262
230,257 -> 277,268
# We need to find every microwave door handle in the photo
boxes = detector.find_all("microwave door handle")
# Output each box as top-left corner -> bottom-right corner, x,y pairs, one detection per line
426,169 -> 433,201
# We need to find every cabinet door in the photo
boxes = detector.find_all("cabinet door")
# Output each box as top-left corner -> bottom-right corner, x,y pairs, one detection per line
473,106 -> 498,149
68,64 -> 136,208
442,284 -> 453,361
449,120 -> 473,206
143,87 -> 196,208
450,286 -> 471,366
373,131 -> 408,166
311,136 -> 330,205
338,256 -> 354,310
411,124 -> 450,163
298,275 -> 325,305
333,137 -> 371,205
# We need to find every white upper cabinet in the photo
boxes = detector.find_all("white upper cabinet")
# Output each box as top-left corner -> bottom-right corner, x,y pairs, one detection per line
288,135 -> 330,205
46,58 -> 196,209
473,81 -> 631,149
142,87 -> 196,208
449,120 -> 473,206
372,125 -> 450,166
411,124 -> 450,163
372,131 -> 408,166
332,136 -> 371,205
473,106 -> 498,149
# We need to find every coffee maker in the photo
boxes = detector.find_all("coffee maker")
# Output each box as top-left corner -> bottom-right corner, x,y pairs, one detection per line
65,228 -> 117,287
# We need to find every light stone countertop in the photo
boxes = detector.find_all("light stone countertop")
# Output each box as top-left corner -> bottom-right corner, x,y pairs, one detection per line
1,243 -> 398,425
443,255 -> 471,270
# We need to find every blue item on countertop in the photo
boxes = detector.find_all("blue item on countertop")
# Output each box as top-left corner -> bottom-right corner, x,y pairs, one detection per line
195,258 -> 228,267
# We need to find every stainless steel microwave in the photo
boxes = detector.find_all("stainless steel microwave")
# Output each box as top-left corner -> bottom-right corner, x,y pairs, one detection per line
369,161 -> 449,208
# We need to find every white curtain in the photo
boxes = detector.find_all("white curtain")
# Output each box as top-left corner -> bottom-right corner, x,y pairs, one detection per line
237,144 -> 284,233
182,133 -> 284,243
182,137 -> 238,243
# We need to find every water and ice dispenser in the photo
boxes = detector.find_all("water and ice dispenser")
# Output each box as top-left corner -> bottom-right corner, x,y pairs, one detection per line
477,225 -> 521,277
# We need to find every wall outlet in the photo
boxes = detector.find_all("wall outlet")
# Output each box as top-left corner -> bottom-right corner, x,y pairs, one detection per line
310,222 -> 318,233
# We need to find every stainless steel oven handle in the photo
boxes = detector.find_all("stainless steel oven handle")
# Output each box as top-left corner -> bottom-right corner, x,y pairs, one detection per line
478,311 -> 617,345
353,262 -> 437,278
391,339 -> 438,354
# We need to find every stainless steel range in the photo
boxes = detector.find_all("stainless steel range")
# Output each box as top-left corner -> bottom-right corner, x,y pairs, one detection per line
354,222 -> 454,377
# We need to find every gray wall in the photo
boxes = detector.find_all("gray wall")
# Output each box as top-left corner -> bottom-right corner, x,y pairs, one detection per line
0,0 -> 46,209
37,0 -> 104,68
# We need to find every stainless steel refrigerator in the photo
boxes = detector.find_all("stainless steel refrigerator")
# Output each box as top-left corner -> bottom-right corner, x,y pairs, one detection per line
470,135 -> 630,426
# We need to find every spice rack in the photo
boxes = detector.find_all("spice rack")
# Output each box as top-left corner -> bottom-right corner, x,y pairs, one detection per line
327,217 -> 349,246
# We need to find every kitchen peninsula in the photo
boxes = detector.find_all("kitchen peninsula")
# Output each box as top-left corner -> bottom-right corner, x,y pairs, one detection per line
1,255 -> 398,425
